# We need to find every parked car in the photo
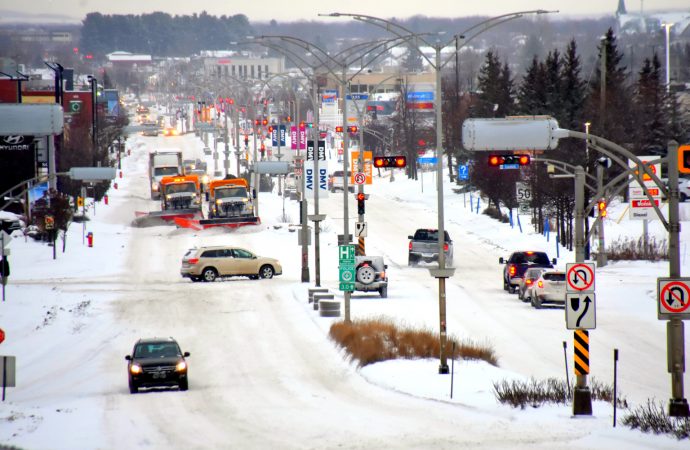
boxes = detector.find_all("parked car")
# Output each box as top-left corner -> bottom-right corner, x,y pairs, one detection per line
180,246 -> 282,282
528,269 -> 567,309
125,337 -> 189,394
499,251 -> 556,294
518,267 -> 546,302
328,170 -> 354,193
354,255 -> 388,298
408,228 -> 453,266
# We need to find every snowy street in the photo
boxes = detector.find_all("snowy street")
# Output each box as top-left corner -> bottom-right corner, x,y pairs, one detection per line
1,128 -> 688,449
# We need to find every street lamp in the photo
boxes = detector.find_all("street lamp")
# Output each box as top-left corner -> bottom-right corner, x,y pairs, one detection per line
662,23 -> 674,93
256,34 -> 421,321
322,9 -> 557,374
87,75 -> 98,166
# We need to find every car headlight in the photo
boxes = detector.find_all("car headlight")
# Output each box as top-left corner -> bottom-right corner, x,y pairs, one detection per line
166,194 -> 172,200
176,361 -> 187,372
130,364 -> 142,374
216,199 -> 222,205
152,183 -> 159,191
242,198 -> 248,203
202,175 -> 209,184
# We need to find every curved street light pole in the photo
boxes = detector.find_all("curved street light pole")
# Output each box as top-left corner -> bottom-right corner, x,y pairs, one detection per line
322,10 -> 557,373
258,34 -> 422,319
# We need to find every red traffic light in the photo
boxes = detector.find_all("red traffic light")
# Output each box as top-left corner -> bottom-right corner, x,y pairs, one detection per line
268,126 -> 274,133
262,119 -> 268,126
356,192 -> 366,201
348,125 -> 358,133
374,156 -> 407,168
335,126 -> 344,133
598,199 -> 607,217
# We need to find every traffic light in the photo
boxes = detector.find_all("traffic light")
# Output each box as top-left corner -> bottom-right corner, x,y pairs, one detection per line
255,119 -> 260,126
268,126 -> 274,133
347,125 -> 358,133
679,145 -> 690,174
374,156 -> 407,168
488,154 -> 531,167
356,192 -> 366,215
335,126 -> 344,133
598,199 -> 607,218
262,119 -> 268,126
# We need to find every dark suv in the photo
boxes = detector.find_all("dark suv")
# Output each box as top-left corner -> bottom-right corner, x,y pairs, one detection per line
125,337 -> 190,394
499,251 -> 556,294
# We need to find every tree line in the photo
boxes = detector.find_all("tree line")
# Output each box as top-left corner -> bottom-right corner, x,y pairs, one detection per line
458,28 -> 688,251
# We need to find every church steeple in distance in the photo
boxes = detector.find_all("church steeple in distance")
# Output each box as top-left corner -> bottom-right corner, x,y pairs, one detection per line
616,0 -> 627,16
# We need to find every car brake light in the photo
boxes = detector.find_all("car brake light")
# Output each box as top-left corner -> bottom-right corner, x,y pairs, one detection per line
187,258 -> 199,264
409,241 -> 412,251
509,265 -> 516,276
526,279 -> 533,285
443,243 -> 449,252
538,280 -> 544,288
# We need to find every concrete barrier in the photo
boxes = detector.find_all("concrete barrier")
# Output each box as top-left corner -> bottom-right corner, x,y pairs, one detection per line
319,299 -> 341,317
313,293 -> 334,311
308,288 -> 329,303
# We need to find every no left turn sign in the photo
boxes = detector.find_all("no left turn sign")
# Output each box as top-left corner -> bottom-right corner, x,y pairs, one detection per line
354,172 -> 366,185
657,278 -> 690,319
566,263 -> 595,293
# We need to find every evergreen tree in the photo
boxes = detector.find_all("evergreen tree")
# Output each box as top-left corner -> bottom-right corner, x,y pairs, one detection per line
498,62 -> 515,117
402,42 -> 424,73
474,51 -> 503,117
543,50 -> 563,120
517,56 -> 547,115
633,54 -> 667,154
584,28 -> 633,148
559,39 -> 586,131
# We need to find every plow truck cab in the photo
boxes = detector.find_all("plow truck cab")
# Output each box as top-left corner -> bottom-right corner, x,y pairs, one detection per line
197,178 -> 260,228
160,175 -> 202,213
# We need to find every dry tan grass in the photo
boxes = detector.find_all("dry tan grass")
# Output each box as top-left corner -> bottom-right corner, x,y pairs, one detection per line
329,317 -> 498,367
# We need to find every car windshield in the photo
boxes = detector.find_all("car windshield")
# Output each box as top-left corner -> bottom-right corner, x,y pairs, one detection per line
154,167 -> 179,176
134,343 -> 180,358
165,183 -> 196,194
216,187 -> 247,198
511,252 -> 550,265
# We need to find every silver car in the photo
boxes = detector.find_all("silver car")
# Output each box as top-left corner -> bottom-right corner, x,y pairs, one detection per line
518,267 -> 545,302
528,270 -> 566,309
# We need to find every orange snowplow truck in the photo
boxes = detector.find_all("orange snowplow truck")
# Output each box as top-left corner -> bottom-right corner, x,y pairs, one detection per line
159,175 -> 201,211
206,178 -> 255,219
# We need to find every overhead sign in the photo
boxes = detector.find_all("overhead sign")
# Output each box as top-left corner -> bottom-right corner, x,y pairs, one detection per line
657,278 -> 690,320
566,263 -> 595,293
418,157 -> 437,164
68,167 -> 117,181
566,294 -> 597,330
252,161 -> 290,174
0,104 -> 64,135
462,117 -> 561,151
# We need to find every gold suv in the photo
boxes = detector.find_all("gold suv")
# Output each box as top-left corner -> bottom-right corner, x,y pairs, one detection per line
181,246 -> 282,282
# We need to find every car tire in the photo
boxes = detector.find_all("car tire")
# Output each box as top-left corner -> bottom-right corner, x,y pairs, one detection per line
503,279 -> 509,291
533,296 -> 543,309
356,265 -> 376,285
259,265 -> 274,279
202,268 -> 218,282
682,192 -> 688,202
129,381 -> 138,394
190,276 -> 201,282
379,286 -> 388,298
179,379 -> 189,391
518,290 -> 523,300
408,255 -> 417,266
509,285 -> 517,294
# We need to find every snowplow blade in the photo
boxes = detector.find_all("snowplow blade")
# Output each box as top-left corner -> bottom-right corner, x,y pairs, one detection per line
191,216 -> 261,229
132,209 -> 201,227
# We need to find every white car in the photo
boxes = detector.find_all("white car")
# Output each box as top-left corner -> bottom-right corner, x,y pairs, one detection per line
528,270 -> 566,309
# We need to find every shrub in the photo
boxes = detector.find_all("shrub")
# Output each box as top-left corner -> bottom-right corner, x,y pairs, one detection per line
606,236 -> 668,261
493,377 -> 628,409
328,317 -> 497,367
622,400 -> 690,440
483,206 -> 510,223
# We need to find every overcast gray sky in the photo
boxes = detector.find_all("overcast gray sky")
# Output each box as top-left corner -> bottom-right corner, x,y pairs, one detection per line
2,0 -> 689,23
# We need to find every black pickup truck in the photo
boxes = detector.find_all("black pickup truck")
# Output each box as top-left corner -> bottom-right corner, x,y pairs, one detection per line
408,228 -> 453,266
